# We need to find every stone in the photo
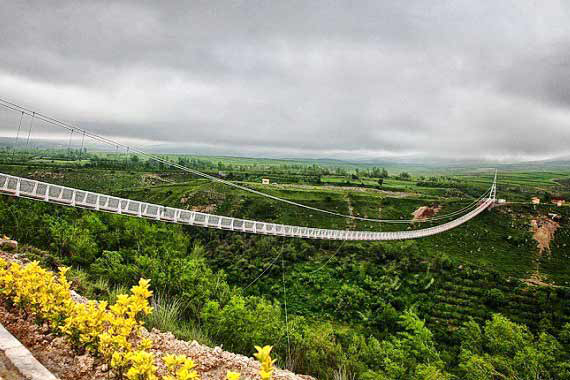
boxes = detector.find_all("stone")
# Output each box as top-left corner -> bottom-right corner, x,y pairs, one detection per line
0,240 -> 17,250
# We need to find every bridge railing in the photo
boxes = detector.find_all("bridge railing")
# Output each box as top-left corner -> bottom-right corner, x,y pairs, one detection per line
0,172 -> 492,241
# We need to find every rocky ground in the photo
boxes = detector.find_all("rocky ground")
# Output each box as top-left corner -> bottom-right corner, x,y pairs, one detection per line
0,250 -> 314,380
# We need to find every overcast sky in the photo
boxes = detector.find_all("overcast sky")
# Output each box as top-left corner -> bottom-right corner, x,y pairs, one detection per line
1,1 -> 569,162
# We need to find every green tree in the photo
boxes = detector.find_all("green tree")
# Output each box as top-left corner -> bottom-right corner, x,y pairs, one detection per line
47,216 -> 98,265
458,314 -> 565,380
362,311 -> 450,379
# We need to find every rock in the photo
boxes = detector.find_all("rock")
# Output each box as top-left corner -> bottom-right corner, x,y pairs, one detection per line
0,240 -> 18,250
76,354 -> 94,374
71,290 -> 88,304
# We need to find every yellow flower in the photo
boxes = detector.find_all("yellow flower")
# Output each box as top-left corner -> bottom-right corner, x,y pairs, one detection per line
163,354 -> 182,369
254,346 -> 275,380
140,338 -> 153,350
227,371 -> 241,380
162,354 -> 200,380
0,260 -> 210,380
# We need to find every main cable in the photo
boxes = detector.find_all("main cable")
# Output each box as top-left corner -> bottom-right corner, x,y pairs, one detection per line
0,98 -> 494,224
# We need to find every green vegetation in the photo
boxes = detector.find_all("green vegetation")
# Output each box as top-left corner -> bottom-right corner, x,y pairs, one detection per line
1,147 -> 570,378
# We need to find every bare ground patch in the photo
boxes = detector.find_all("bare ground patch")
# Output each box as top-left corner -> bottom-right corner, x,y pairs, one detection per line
411,205 -> 441,222
142,173 -> 174,186
522,272 -> 559,288
191,204 -> 217,213
523,218 -> 561,286
531,218 -> 559,256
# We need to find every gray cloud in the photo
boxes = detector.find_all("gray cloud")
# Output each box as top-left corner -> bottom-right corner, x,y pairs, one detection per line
1,0 -> 570,161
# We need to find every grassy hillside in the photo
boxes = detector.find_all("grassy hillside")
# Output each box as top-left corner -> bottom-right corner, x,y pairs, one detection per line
1,152 -> 570,378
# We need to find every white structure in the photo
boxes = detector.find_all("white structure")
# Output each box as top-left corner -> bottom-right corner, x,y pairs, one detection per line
261,178 -> 270,185
0,172 -> 495,242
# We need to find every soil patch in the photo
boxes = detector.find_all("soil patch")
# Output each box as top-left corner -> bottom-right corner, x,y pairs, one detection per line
530,218 -> 559,256
522,272 -> 559,287
191,204 -> 217,213
412,205 -> 441,221
143,174 -> 174,186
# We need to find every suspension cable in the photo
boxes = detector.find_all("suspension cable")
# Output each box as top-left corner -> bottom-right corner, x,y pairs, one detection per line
242,247 -> 284,292
11,111 -> 24,161
67,129 -> 74,153
25,111 -> 34,150
79,131 -> 85,162
307,240 -> 346,275
0,98 -> 495,224
281,252 -> 291,368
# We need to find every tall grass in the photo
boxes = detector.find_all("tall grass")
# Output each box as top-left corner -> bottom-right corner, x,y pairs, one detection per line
106,283 -> 130,304
145,292 -> 212,346
333,366 -> 356,380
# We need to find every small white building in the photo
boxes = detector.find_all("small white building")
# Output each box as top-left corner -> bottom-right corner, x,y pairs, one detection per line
531,197 -> 540,205
498,199 -> 506,204
261,178 -> 270,185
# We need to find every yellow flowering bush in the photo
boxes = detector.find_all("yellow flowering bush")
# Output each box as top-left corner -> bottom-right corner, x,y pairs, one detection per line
124,350 -> 158,380
163,354 -> 199,380
254,345 -> 276,380
0,259 -> 216,380
0,260 -> 72,326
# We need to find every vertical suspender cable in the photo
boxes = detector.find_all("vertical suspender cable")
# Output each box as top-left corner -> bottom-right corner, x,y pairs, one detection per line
281,251 -> 291,369
125,147 -> 130,169
25,112 -> 35,151
79,131 -> 85,163
12,111 -> 24,161
67,129 -> 74,154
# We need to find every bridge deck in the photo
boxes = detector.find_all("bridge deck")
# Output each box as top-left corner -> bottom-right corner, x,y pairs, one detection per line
0,173 -> 493,241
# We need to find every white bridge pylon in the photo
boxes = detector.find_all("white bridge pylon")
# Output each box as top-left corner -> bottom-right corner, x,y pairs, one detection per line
0,172 -> 495,241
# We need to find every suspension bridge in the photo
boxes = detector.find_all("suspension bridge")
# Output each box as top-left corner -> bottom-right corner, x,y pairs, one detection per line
0,99 -> 497,241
